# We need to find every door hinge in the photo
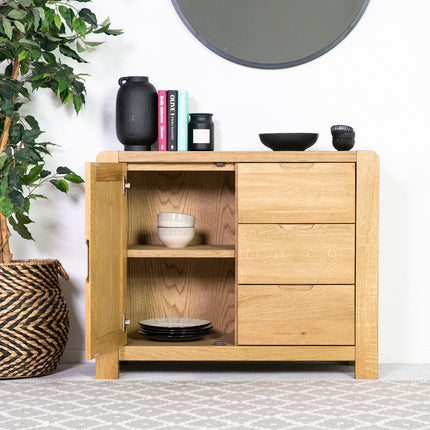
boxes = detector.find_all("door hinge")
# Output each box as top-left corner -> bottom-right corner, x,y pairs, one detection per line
123,314 -> 130,332
123,176 -> 130,195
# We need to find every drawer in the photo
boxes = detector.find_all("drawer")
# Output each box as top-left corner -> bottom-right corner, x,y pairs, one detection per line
237,284 -> 355,345
237,162 -> 355,223
238,224 -> 355,284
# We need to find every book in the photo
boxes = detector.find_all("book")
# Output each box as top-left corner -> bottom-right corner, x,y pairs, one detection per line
167,90 -> 178,151
177,90 -> 189,151
158,90 -> 167,151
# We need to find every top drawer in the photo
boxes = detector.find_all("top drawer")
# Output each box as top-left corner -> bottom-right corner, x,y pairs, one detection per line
237,163 -> 355,223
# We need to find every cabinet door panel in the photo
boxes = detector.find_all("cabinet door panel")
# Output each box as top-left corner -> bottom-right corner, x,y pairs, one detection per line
85,163 -> 128,359
238,224 -> 355,284
238,285 -> 355,345
238,162 -> 355,223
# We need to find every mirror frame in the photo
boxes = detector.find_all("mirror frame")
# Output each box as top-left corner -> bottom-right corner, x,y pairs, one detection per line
171,0 -> 370,69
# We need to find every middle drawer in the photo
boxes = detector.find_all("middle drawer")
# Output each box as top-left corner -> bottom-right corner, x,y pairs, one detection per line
238,224 -> 355,284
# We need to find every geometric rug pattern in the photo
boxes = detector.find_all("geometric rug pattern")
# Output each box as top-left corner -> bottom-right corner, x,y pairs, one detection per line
1,380 -> 429,429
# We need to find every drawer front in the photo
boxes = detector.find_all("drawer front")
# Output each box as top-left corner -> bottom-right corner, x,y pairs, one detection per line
237,162 -> 355,223
238,224 -> 355,284
237,284 -> 355,345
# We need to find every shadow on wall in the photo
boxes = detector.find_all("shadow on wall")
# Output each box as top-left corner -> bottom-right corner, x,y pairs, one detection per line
379,168 -> 412,360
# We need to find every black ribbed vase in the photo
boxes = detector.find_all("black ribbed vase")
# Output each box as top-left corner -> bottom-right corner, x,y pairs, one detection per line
116,76 -> 158,151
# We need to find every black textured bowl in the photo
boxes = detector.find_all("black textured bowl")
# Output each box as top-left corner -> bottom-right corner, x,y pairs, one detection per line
331,125 -> 354,135
332,131 -> 355,139
332,138 -> 355,151
259,133 -> 319,151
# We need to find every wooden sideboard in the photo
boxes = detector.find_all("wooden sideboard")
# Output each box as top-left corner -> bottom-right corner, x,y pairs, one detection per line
85,151 -> 379,379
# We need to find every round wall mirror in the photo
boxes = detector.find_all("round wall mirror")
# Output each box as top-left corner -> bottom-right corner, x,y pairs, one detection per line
172,0 -> 370,69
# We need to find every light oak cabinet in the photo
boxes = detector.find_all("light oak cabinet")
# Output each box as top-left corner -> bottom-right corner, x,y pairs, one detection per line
85,151 -> 379,379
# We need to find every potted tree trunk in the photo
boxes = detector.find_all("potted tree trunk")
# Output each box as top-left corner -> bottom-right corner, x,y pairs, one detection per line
0,0 -> 121,378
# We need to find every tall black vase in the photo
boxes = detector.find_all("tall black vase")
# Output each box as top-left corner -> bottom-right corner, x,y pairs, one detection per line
116,76 -> 158,151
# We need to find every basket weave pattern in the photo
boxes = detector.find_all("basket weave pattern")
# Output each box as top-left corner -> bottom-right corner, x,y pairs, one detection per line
0,259 -> 69,379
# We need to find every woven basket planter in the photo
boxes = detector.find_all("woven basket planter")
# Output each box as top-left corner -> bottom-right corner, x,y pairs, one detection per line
0,259 -> 69,379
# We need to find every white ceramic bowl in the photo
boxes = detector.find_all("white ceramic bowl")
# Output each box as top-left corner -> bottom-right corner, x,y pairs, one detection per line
157,226 -> 195,248
158,212 -> 195,227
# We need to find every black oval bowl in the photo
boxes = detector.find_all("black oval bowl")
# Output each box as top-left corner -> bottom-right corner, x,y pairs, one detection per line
259,133 -> 319,151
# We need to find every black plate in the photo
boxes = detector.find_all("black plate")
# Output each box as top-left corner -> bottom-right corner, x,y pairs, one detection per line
142,334 -> 208,342
138,323 -> 213,334
139,328 -> 213,336
259,133 -> 318,151
139,318 -> 212,330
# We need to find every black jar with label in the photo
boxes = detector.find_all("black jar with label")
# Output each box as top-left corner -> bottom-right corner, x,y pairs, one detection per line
188,113 -> 214,151
116,76 -> 158,151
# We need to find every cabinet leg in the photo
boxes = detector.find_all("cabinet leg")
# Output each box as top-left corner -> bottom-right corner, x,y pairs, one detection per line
355,356 -> 378,379
95,349 -> 119,379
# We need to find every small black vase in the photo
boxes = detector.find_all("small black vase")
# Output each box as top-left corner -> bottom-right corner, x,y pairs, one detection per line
116,76 -> 158,151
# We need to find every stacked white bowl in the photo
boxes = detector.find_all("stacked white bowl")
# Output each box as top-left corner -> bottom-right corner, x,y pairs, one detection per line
157,212 -> 195,248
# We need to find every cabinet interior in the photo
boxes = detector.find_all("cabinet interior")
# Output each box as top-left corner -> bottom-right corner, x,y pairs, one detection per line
126,169 -> 236,343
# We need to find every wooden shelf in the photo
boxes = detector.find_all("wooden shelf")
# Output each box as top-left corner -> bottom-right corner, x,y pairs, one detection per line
96,150 -> 358,164
127,244 -> 235,258
120,335 -> 355,362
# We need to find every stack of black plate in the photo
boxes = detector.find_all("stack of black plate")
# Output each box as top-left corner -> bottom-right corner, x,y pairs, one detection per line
139,318 -> 213,342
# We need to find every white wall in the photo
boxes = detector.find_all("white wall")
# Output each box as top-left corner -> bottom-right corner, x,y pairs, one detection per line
11,0 -> 430,363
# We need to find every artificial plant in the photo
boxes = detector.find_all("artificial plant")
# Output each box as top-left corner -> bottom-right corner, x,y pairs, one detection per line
0,0 -> 121,263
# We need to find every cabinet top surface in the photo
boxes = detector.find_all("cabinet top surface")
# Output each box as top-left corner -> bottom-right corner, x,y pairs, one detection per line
95,151 -> 376,163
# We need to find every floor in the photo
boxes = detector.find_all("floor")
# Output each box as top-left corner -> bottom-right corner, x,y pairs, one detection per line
41,362 -> 430,381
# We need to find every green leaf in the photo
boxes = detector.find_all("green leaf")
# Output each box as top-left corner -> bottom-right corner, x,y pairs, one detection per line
27,164 -> 44,183
50,178 -> 68,193
16,213 -> 33,224
73,94 -> 82,113
17,50 -> 28,61
14,147 -> 42,163
104,29 -> 123,36
78,8 -> 97,26
30,49 -> 41,60
39,170 -> 51,178
8,9 -> 27,20
25,115 -> 39,130
9,168 -> 19,188
33,9 -> 40,31
76,42 -> 85,53
0,153 -> 8,170
9,215 -> 34,240
9,190 -> 25,210
85,41 -> 103,47
59,45 -> 87,63
0,197 -> 14,218
62,8 -> 74,30
0,176 -> 8,197
36,7 -> 45,21
15,20 -> 26,33
42,8 -> 55,29
58,6 -> 68,19
19,0 -> 32,5
72,17 -> 87,38
56,166 -> 72,174
30,193 -> 48,200
54,14 -> 62,30
64,173 -> 84,184
3,19 -> 12,40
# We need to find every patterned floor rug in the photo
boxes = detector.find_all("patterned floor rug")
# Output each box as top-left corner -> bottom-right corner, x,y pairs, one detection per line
0,379 -> 429,429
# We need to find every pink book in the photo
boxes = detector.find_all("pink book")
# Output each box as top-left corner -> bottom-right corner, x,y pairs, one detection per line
158,90 -> 167,151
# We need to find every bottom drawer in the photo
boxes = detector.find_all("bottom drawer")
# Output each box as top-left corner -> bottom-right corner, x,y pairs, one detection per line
237,285 -> 355,345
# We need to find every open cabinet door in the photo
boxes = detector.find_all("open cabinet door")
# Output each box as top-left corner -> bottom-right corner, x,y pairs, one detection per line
85,162 -> 128,359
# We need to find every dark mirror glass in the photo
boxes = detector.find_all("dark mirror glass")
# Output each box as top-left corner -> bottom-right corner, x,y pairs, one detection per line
172,0 -> 370,69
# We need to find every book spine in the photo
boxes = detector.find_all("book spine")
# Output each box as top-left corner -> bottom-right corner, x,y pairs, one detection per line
158,90 -> 167,151
167,90 -> 178,151
177,90 -> 189,151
